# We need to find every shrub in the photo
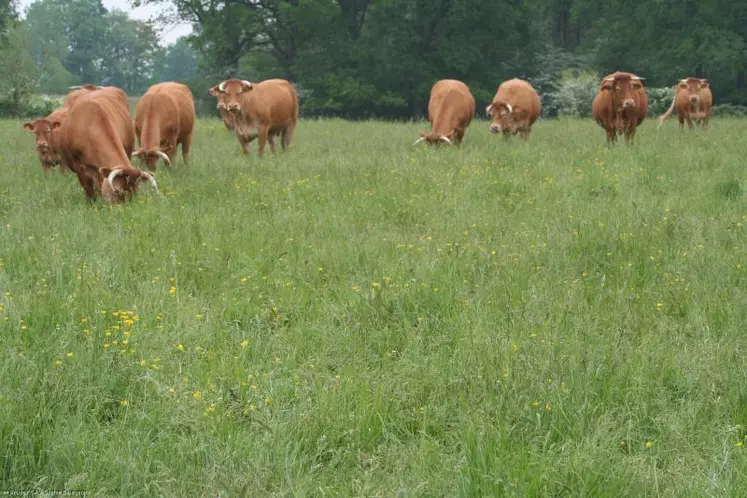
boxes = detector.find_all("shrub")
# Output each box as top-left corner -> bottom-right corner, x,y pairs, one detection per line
711,104 -> 747,118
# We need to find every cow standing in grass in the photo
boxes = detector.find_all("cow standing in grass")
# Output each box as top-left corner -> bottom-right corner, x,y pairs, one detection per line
56,89 -> 158,204
414,79 -> 475,146
658,78 -> 712,129
592,71 -> 648,145
134,82 -> 196,170
209,78 -> 299,157
485,78 -> 541,140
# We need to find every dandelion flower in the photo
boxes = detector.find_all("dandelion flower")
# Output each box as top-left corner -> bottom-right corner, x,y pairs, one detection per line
240,340 -> 249,349
645,441 -> 653,449
169,286 -> 176,297
177,344 -> 185,352
120,399 -> 128,407
193,391 -> 202,401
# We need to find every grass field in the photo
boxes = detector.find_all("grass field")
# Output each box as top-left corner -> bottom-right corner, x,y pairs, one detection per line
0,116 -> 745,496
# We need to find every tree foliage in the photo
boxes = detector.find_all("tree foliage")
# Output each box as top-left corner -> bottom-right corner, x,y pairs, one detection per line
5,0 -> 747,117
133,0 -> 746,117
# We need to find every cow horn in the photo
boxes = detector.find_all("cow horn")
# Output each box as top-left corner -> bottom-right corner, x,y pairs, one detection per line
680,79 -> 688,83
108,168 -> 124,191
632,76 -> 644,81
505,103 -> 513,113
141,171 -> 159,193
218,81 -> 226,92
155,151 -> 171,166
485,104 -> 492,117
439,136 -> 452,145
241,80 -> 252,88
132,150 -> 143,157
604,77 -> 615,82
412,137 -> 426,146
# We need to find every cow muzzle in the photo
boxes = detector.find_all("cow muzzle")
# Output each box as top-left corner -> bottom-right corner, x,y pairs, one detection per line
689,95 -> 700,105
622,99 -> 636,109
490,124 -> 501,134
227,104 -> 241,113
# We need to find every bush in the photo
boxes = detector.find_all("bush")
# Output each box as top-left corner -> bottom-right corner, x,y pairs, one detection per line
24,94 -> 63,117
542,71 -> 599,118
646,86 -> 674,117
711,104 -> 747,118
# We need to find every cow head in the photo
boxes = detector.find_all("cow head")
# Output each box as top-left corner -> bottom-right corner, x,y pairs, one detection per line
679,78 -> 709,106
485,101 -> 517,134
209,79 -> 253,114
601,74 -> 644,110
132,147 -> 171,170
23,117 -> 64,167
100,166 -> 159,205
413,131 -> 453,146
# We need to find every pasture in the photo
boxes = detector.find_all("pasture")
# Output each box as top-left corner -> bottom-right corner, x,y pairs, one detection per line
0,117 -> 745,496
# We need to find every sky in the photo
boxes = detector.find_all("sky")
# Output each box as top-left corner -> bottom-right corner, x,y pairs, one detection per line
18,0 -> 192,45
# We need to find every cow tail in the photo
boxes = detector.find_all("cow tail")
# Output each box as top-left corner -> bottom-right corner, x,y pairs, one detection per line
657,86 -> 677,128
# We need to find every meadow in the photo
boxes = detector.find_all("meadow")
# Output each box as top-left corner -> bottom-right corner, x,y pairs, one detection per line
0,116 -> 745,497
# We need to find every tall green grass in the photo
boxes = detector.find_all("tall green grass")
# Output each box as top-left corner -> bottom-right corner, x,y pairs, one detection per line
0,117 -> 745,496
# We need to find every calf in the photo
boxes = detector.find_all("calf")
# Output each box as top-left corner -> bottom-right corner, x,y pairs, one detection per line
209,78 -> 299,157
414,79 -> 475,146
134,82 -> 196,170
485,78 -> 541,140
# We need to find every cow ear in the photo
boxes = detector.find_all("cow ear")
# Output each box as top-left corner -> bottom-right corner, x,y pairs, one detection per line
700,80 -> 709,88
50,121 -> 62,131
240,80 -> 253,91
208,85 -> 220,96
23,122 -> 35,131
601,81 -> 613,91
485,104 -> 493,117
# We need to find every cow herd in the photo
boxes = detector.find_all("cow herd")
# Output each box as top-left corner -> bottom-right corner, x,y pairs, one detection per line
22,71 -> 712,205
419,71 -> 712,147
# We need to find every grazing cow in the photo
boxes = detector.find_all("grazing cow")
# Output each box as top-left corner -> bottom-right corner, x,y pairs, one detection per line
209,78 -> 298,157
592,71 -> 648,144
485,78 -> 541,139
23,106 -> 69,173
56,89 -> 157,204
134,82 -> 196,170
658,78 -> 712,129
414,79 -> 475,146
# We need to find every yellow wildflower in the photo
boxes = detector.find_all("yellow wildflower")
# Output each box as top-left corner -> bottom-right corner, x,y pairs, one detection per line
192,391 -> 202,401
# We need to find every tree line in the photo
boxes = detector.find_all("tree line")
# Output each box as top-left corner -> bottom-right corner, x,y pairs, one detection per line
2,0 -> 746,118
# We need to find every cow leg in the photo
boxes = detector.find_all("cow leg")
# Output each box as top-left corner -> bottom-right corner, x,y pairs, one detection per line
281,124 -> 295,151
685,116 -> 694,129
257,126 -> 269,157
181,132 -> 192,164
74,167 -> 98,201
678,116 -> 685,128
268,134 -> 276,154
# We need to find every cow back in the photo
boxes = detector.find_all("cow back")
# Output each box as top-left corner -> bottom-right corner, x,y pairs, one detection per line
428,79 -> 475,135
60,90 -> 135,168
244,79 -> 298,129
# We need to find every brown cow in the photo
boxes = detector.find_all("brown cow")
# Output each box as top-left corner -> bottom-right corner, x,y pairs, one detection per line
23,106 -> 69,174
209,78 -> 298,157
55,89 -> 157,204
485,78 -> 541,139
413,79 -> 475,146
592,71 -> 648,144
134,82 -> 196,170
658,78 -> 712,129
